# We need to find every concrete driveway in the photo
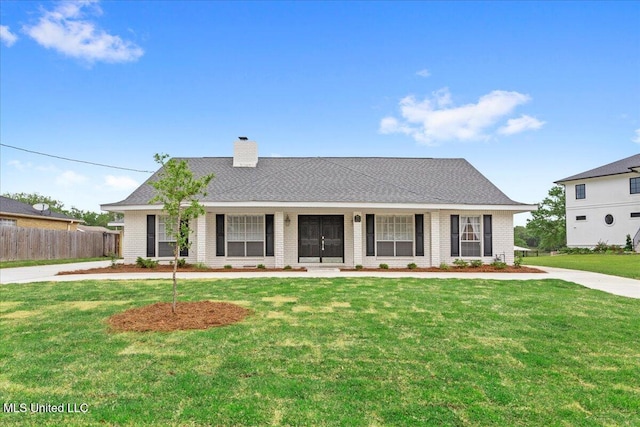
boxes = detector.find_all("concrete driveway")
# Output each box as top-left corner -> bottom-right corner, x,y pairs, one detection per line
1,261 -> 639,299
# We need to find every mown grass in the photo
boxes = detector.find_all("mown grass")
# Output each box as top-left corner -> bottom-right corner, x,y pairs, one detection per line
1,277 -> 639,426
0,257 -> 110,269
523,253 -> 640,279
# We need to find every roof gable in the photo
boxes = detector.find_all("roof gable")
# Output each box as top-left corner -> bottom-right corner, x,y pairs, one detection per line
556,153 -> 640,183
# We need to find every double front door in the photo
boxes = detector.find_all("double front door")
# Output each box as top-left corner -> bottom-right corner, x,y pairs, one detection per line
298,215 -> 344,263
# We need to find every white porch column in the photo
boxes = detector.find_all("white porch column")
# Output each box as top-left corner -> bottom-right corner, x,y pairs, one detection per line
196,214 -> 207,264
275,211 -> 285,268
430,211 -> 440,267
353,211 -> 363,267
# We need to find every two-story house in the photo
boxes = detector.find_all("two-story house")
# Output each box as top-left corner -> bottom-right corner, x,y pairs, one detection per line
555,153 -> 640,251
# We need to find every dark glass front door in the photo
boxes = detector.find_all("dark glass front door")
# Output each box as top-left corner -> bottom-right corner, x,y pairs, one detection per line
298,215 -> 344,263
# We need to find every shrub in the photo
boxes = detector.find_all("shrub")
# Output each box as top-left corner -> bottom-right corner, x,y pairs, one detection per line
355,264 -> 363,270
257,264 -> 266,269
135,257 -> 158,269
194,262 -> 209,270
224,264 -> 233,270
284,265 -> 292,270
439,262 -> 450,270
452,259 -> 469,268
625,234 -> 634,252
407,263 -> 417,270
177,258 -> 187,268
379,263 -> 389,269
470,259 -> 483,268
593,240 -> 609,253
513,256 -> 522,268
491,260 -> 507,270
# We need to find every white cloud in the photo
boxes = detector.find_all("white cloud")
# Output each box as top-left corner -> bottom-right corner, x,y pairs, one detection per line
380,88 -> 543,145
103,175 -> 138,190
56,170 -> 88,187
23,0 -> 143,64
498,115 -> 545,135
0,25 -> 18,47
416,69 -> 431,78
7,160 -> 29,170
633,129 -> 640,144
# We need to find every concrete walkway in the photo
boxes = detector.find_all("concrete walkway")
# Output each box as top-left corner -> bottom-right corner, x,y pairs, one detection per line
1,261 -> 639,299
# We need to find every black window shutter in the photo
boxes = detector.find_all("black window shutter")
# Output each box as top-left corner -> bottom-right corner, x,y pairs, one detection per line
450,215 -> 460,257
146,215 -> 156,257
265,214 -> 274,256
179,219 -> 189,257
366,214 -> 375,256
483,215 -> 493,257
415,214 -> 424,256
216,214 -> 225,256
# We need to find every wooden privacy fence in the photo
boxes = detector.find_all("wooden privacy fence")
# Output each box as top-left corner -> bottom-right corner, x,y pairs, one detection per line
0,226 -> 120,261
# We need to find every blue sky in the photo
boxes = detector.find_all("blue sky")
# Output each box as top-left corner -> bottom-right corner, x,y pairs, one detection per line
1,1 -> 639,225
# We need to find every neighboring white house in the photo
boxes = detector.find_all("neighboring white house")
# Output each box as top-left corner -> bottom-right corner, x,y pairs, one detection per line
101,139 -> 536,268
555,153 -> 640,251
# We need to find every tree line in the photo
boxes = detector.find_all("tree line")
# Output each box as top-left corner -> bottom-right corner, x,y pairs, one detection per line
517,185 -> 566,252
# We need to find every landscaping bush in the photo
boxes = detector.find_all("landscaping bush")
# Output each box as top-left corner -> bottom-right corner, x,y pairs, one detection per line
407,263 -> 417,270
284,265 -> 292,270
135,257 -> 158,269
470,259 -> 483,268
379,263 -> 389,270
513,256 -> 522,268
439,262 -> 450,270
355,264 -> 363,270
452,259 -> 469,268
625,234 -> 634,252
224,264 -> 233,270
257,264 -> 266,269
491,260 -> 507,270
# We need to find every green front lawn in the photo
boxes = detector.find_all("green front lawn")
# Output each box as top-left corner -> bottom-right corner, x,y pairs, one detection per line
1,277 -> 639,426
523,253 -> 640,279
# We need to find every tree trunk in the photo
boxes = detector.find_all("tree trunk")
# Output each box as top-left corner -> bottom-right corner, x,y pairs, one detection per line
172,213 -> 181,315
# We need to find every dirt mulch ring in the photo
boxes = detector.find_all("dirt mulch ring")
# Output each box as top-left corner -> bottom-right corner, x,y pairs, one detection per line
107,301 -> 253,332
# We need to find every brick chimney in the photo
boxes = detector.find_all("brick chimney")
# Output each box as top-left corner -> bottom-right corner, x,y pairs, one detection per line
233,137 -> 258,167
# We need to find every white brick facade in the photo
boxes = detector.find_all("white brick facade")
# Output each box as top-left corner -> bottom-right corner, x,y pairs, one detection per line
122,208 -> 517,267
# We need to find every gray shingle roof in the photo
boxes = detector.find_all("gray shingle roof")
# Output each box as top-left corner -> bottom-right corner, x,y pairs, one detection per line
0,196 -> 80,221
555,153 -> 640,183
105,157 -> 526,207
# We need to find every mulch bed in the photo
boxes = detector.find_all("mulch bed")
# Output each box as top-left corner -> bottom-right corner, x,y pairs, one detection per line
59,264 -> 544,275
346,266 -> 544,273
107,301 -> 253,332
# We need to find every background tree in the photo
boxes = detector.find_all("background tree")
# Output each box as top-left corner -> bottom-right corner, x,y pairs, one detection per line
3,192 -> 67,213
526,185 -> 566,251
149,153 -> 214,314
514,225 -> 540,248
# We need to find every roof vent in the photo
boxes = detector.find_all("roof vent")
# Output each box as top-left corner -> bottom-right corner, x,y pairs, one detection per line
233,138 -> 258,167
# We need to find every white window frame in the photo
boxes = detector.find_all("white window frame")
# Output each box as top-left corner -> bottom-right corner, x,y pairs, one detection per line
375,215 -> 414,257
460,216 -> 481,257
227,215 -> 265,257
157,215 -> 178,257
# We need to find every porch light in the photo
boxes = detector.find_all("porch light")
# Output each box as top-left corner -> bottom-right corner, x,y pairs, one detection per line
285,215 -> 291,226
354,215 -> 362,223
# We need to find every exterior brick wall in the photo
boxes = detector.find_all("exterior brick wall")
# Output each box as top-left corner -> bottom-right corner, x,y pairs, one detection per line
123,208 -> 516,268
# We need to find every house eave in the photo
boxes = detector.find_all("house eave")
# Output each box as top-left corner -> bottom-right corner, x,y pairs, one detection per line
101,201 -> 537,213
0,211 -> 82,223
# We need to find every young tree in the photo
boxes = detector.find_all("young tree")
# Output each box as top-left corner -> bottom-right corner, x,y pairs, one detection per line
149,154 -> 215,314
526,185 -> 566,251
